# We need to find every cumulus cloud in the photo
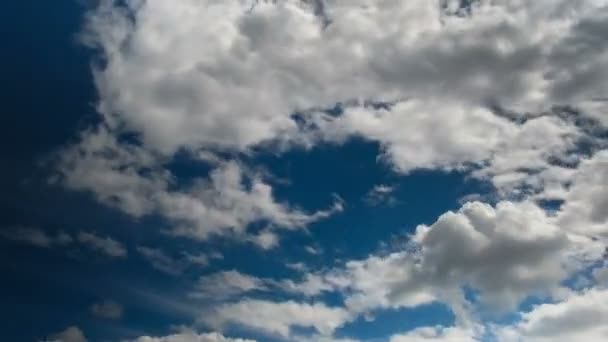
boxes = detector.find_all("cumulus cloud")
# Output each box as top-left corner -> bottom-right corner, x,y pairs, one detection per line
49,1 -> 608,340
200,299 -> 351,338
58,0 -> 608,256
496,288 -> 608,342
82,0 -> 608,161
126,331 -> 255,342
256,200 -> 605,320
556,151 -> 608,238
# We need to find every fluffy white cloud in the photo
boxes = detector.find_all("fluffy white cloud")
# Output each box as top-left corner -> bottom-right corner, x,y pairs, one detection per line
277,200 -> 604,319
83,0 -> 608,160
200,299 -> 351,338
310,100 -> 516,173
556,151 -> 608,238
411,201 -> 589,311
326,251 -> 436,314
496,288 -> 608,342
52,1 -> 608,340
127,331 -> 255,342
77,232 -> 127,258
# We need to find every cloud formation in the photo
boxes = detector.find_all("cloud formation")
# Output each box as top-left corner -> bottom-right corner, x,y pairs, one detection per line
42,1 -> 608,341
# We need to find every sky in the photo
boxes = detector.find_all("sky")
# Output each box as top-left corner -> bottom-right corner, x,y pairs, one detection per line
2,0 -> 608,341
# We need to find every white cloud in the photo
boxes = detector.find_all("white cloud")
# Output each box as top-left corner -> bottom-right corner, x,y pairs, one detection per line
556,151 -> 608,238
471,115 -> 583,196
191,271 -> 267,300
496,288 -> 608,342
593,265 -> 608,286
279,200 -> 605,319
91,299 -> 124,320
46,326 -> 87,342
200,299 -> 351,338
311,100 -> 516,173
126,331 -> 255,342
57,129 -> 340,242
82,0 -> 608,161
390,325 -> 480,342
50,1 -> 608,340
411,201 -> 583,311
279,273 -> 335,297
247,230 -> 279,250
326,251 -> 436,314
77,231 -> 127,258
365,184 -> 397,206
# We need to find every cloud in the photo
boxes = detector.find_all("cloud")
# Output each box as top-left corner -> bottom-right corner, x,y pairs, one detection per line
82,0 -> 608,159
46,326 -> 87,342
190,271 -> 267,300
77,232 -> 127,258
200,299 -> 351,338
593,265 -> 608,286
496,288 -> 608,342
310,100 -> 516,173
136,246 -> 190,276
247,230 -> 279,250
269,200 -> 604,320
1,227 -> 129,259
365,184 -> 397,206
126,331 -> 255,342
390,325 -> 480,342
190,269 -> 333,300
410,201 -> 582,311
556,151 -> 608,238
1,227 -> 72,248
57,129 -> 340,242
91,299 -> 124,320
45,1 -> 608,340
176,189 -> 606,340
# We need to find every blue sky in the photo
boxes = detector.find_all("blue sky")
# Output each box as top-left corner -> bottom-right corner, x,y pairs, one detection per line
2,1 -> 608,342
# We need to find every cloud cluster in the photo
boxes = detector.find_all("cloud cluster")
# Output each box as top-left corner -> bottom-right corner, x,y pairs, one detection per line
50,0 -> 608,341
57,128 -> 340,242
59,0 -> 608,250
187,195 -> 605,339
84,0 -> 608,154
